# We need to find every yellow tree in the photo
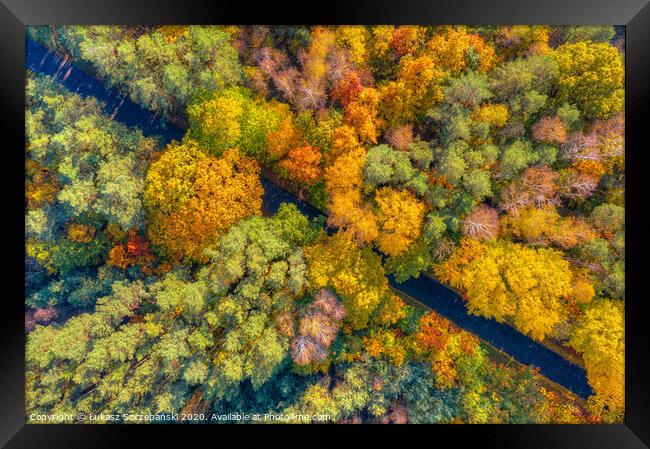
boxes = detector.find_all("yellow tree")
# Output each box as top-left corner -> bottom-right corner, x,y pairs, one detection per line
187,88 -> 244,155
25,160 -> 59,208
379,55 -> 445,127
553,42 -> 624,119
301,26 -> 336,84
501,207 -> 597,250
304,231 -> 388,330
471,103 -> 509,129
569,299 -> 624,422
375,187 -> 426,256
363,328 -> 407,367
335,26 -> 369,67
145,140 -> 263,262
327,124 -> 360,164
187,86 -> 291,159
436,239 -> 576,340
426,27 -> 498,75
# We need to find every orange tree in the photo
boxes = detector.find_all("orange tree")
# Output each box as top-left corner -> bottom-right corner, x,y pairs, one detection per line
144,139 -> 263,263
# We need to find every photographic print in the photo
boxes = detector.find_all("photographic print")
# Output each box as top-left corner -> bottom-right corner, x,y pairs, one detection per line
24,25 -> 625,425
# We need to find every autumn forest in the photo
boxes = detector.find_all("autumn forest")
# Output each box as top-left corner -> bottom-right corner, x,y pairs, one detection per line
25,25 -> 624,424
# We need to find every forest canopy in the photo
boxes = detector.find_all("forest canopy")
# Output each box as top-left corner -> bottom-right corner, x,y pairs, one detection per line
26,24 -> 624,424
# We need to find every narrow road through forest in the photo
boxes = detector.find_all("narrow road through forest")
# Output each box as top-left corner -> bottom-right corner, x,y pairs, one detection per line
25,37 -> 593,399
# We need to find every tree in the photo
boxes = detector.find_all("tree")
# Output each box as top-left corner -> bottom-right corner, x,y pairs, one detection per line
556,102 -> 581,130
489,54 -> 557,121
282,355 -> 415,422
407,139 -> 434,170
590,203 -> 624,237
331,71 -> 364,108
490,54 -> 556,99
552,26 -> 616,45
556,170 -> 598,202
291,336 -> 326,366
325,147 -> 379,244
494,26 -> 551,58
384,238 -> 434,283
26,204 -> 316,416
30,25 -> 242,118
145,141 -> 263,262
304,231 -> 388,330
25,161 -> 59,210
344,87 -> 384,144
422,27 -> 498,77
379,55 -> 445,127
501,207 -> 596,249
569,237 -> 624,300
187,86 -> 292,160
106,228 -> 162,276
498,140 -> 539,179
569,299 -> 624,422
375,187 -> 426,257
384,124 -> 414,151
499,165 -> 560,213
27,24 -> 616,425
197,206 -> 316,397
462,205 -> 499,241
291,289 -> 346,366
462,169 -> 492,201
278,145 -> 323,186
26,279 -> 184,416
327,124 -> 361,163
471,103 -> 509,129
390,26 -> 427,57
436,239 -> 577,340
25,75 -> 158,313
561,114 -> 624,182
266,116 -> 304,161
26,75 -> 156,232
553,42 -> 624,119
532,117 -> 567,145
442,71 -> 493,110
363,144 -> 428,196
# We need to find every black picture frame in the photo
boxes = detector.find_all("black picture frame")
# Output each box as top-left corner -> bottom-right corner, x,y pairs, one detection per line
1,1 -> 648,447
